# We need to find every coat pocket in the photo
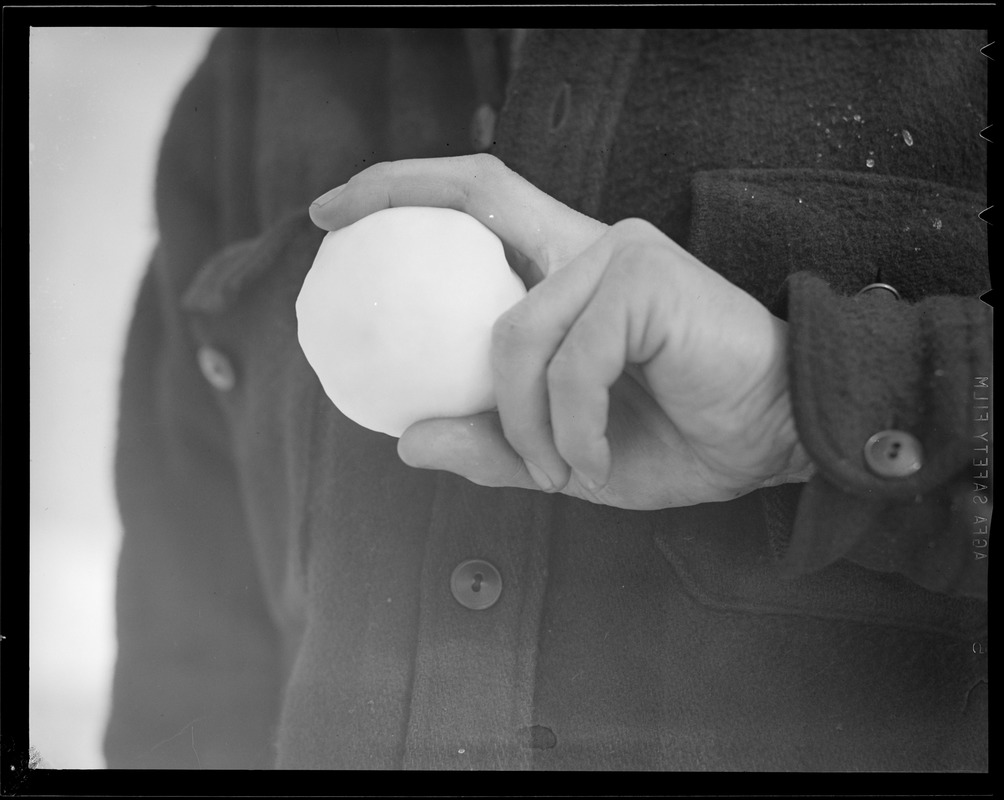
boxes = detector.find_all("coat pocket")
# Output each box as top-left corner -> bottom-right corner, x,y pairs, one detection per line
686,168 -> 988,311
651,491 -> 987,639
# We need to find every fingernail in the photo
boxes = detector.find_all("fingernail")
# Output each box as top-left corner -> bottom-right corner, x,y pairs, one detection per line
310,184 -> 346,209
525,461 -> 554,492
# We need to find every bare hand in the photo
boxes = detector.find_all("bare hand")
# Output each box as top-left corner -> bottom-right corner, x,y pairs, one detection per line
310,155 -> 813,509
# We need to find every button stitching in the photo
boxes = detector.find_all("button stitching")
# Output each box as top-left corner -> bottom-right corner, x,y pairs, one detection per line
450,559 -> 502,610
863,429 -> 923,478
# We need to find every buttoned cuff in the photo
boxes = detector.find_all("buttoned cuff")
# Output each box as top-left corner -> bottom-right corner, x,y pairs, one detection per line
772,272 -> 990,598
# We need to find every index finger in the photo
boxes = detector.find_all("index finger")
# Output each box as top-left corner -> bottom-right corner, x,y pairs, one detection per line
308,154 -> 607,276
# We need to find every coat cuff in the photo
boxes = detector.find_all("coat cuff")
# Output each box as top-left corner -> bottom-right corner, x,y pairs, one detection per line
774,273 -> 991,598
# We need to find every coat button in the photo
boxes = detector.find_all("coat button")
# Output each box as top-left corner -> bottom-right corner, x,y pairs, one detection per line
856,282 -> 901,301
197,345 -> 236,392
863,429 -> 923,478
470,103 -> 497,152
450,559 -> 502,610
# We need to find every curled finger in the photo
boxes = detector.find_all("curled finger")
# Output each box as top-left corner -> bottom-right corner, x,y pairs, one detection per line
309,154 -> 606,278
491,237 -> 614,491
546,251 -> 661,491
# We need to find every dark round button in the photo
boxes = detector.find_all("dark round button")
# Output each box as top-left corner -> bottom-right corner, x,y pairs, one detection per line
197,345 -> 237,392
450,559 -> 502,610
863,429 -> 923,478
856,282 -> 901,301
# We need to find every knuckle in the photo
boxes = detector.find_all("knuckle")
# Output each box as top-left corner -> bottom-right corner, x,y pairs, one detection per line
606,239 -> 671,290
491,301 -> 538,352
457,154 -> 508,209
607,219 -> 676,272
466,152 -> 507,184
468,151 -> 505,174
546,348 -> 582,389
611,216 -> 659,240
356,159 -> 395,181
340,160 -> 397,197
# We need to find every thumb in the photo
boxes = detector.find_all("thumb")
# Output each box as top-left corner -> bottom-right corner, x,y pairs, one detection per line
397,412 -> 540,492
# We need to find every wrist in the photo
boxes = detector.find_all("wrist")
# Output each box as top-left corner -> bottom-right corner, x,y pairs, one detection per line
758,317 -> 816,488
772,436 -> 816,486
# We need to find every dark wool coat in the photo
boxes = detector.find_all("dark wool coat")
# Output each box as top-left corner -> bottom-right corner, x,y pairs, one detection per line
105,29 -> 990,770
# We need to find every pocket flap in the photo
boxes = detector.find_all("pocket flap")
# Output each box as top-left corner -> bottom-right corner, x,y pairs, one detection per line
687,169 -> 987,309
182,211 -> 323,314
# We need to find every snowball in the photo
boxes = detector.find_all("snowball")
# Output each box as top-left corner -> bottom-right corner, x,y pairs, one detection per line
296,206 -> 527,437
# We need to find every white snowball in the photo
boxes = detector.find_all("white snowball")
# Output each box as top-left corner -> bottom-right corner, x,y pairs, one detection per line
296,206 -> 527,437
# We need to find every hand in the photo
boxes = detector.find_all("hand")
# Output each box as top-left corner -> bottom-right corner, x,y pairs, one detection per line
310,155 -> 813,510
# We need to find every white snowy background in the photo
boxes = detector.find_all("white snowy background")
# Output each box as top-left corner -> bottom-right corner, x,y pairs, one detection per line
29,26 -> 219,769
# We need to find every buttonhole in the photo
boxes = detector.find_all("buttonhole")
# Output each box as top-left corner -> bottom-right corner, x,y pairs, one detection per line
472,573 -> 484,593
550,82 -> 571,132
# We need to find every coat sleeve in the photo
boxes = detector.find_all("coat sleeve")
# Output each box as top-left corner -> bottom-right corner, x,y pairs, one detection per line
103,30 -> 282,769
